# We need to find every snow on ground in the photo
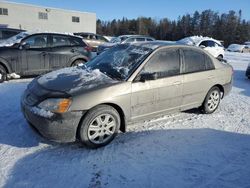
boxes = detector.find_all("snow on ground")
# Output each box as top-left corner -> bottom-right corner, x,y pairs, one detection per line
0,52 -> 250,188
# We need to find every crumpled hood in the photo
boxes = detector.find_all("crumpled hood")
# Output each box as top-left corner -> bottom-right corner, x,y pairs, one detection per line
37,66 -> 119,95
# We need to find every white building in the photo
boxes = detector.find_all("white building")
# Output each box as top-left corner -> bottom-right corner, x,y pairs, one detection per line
0,1 -> 96,33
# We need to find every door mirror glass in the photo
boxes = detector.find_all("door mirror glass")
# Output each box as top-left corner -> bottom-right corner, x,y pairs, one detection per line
139,72 -> 158,82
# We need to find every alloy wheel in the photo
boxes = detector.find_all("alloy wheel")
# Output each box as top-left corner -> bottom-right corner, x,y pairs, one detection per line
87,114 -> 116,144
207,90 -> 220,111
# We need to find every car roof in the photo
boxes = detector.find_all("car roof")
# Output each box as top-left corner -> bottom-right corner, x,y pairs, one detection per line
131,40 -> 183,49
24,32 -> 83,39
120,35 -> 154,39
74,32 -> 96,35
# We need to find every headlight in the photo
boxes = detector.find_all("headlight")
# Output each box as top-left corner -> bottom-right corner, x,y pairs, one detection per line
38,98 -> 72,113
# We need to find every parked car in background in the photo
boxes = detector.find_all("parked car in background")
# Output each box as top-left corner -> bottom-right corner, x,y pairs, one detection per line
0,32 -> 92,83
74,32 -> 109,52
178,36 -> 225,58
227,44 -> 246,53
0,28 -> 24,42
97,35 -> 155,55
246,63 -> 250,79
21,41 -> 233,148
103,36 -> 115,42
243,42 -> 250,53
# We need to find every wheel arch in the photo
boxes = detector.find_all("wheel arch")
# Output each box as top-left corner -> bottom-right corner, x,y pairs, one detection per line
69,56 -> 89,67
0,58 -> 12,74
76,103 -> 127,140
208,84 -> 224,99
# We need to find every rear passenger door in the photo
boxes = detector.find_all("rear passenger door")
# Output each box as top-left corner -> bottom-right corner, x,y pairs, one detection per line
131,48 -> 183,120
49,35 -> 77,70
181,48 -> 216,110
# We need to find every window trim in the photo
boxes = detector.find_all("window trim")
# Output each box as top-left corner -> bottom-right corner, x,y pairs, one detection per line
21,34 -> 49,49
72,16 -> 80,23
0,8 -> 8,15
38,12 -> 48,20
134,47 -> 182,81
50,34 -> 84,48
180,48 -> 215,75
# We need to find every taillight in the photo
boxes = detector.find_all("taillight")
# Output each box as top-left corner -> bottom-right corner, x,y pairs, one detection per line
84,46 -> 93,52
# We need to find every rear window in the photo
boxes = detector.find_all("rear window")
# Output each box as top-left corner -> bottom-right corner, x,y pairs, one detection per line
183,49 -> 206,73
51,35 -> 84,47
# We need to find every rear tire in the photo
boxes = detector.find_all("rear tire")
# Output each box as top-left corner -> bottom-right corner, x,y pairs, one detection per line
0,65 -> 7,83
78,105 -> 120,149
201,86 -> 221,114
71,59 -> 86,67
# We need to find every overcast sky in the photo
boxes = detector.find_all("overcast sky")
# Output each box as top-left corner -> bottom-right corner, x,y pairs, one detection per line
5,0 -> 250,21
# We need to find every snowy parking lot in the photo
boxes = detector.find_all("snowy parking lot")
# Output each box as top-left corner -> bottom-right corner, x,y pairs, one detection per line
0,52 -> 250,188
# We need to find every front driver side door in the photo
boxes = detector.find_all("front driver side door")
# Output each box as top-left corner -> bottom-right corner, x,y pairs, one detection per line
131,48 -> 183,121
20,34 -> 49,75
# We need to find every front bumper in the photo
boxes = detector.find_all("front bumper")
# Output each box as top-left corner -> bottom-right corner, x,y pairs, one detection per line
21,101 -> 85,143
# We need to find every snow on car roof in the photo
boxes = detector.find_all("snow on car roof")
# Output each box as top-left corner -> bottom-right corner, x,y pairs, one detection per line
0,31 -> 81,47
178,36 -> 222,46
132,40 -> 180,50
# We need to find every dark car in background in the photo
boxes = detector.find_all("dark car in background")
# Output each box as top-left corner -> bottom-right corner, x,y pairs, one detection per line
246,63 -> 250,79
0,28 -> 24,42
0,32 -> 92,83
97,35 -> 155,55
74,32 -> 109,52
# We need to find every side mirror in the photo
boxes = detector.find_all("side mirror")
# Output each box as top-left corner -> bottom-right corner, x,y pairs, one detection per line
199,45 -> 206,49
19,43 -> 30,50
139,72 -> 158,82
217,56 -> 227,63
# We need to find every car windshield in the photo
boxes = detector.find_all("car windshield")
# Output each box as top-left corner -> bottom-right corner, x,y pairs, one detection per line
86,44 -> 153,81
0,32 -> 30,47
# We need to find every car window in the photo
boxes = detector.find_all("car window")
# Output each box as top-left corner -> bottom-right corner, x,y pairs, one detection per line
199,41 -> 208,47
2,31 -> 20,39
204,54 -> 215,70
146,38 -> 154,41
142,49 -> 180,78
125,38 -> 136,43
52,35 -> 72,47
87,44 -> 153,80
70,37 -> 85,46
207,41 -> 215,47
97,35 -> 108,42
136,38 -> 146,42
22,35 -> 47,49
182,49 -> 206,73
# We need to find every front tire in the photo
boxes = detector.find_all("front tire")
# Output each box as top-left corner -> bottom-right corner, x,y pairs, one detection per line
201,86 -> 221,114
79,105 -> 120,149
0,65 -> 7,83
